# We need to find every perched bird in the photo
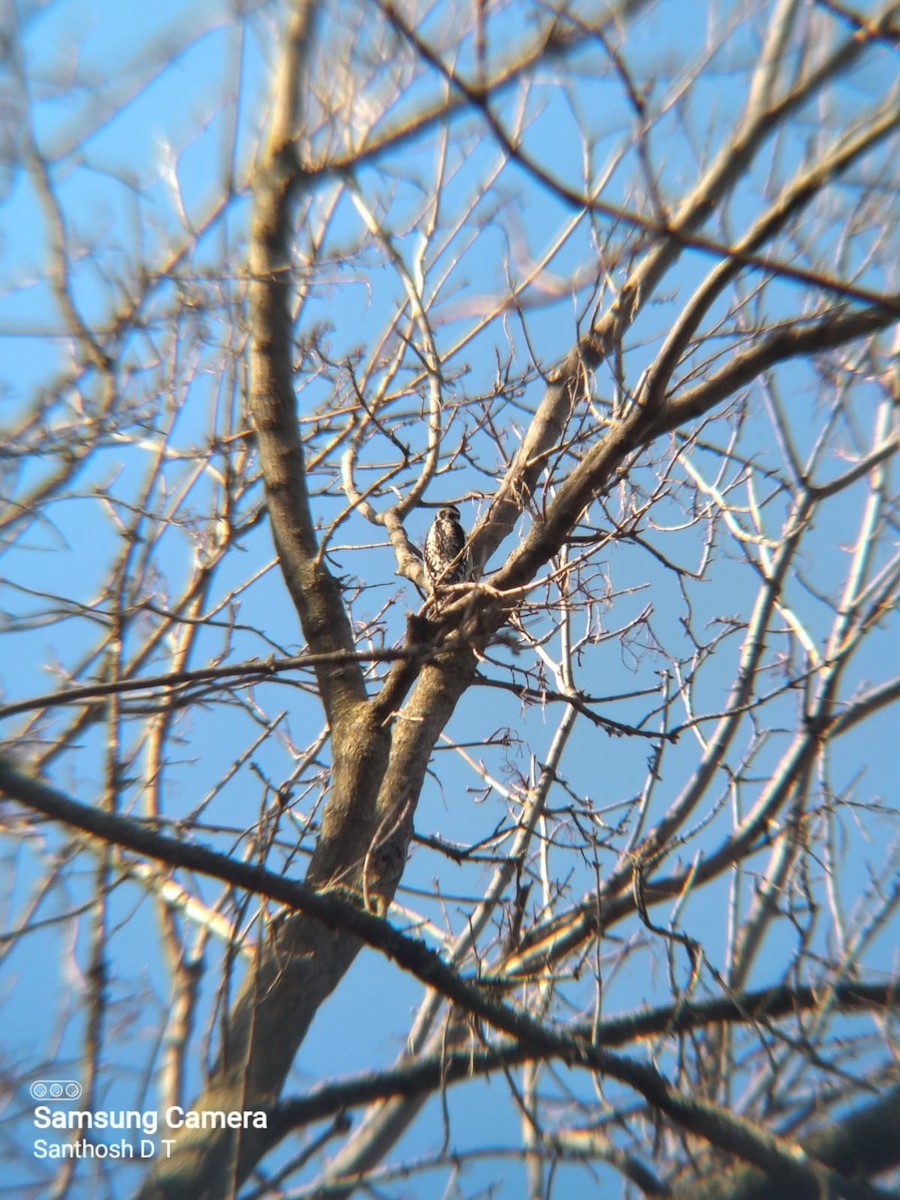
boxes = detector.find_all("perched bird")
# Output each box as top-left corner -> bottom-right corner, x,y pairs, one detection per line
423,505 -> 471,595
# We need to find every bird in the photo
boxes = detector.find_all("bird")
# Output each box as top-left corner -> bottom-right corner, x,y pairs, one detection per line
423,505 -> 471,595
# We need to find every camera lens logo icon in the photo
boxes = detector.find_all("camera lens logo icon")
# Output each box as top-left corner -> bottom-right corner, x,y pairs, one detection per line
30,1080 -> 82,1101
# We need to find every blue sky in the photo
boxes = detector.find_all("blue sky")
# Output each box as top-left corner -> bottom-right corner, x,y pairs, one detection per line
2,1 -> 898,1196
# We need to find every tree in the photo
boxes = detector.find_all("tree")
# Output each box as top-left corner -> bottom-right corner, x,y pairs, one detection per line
1,0 -> 898,1197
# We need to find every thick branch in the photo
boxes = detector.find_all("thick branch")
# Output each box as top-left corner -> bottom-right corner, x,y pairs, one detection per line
658,306 -> 899,437
492,304 -> 895,600
247,0 -> 366,724
677,1084 -> 900,1200
247,981 -> 900,1155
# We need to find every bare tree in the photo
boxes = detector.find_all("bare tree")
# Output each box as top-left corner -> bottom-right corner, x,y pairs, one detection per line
1,1 -> 898,1198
